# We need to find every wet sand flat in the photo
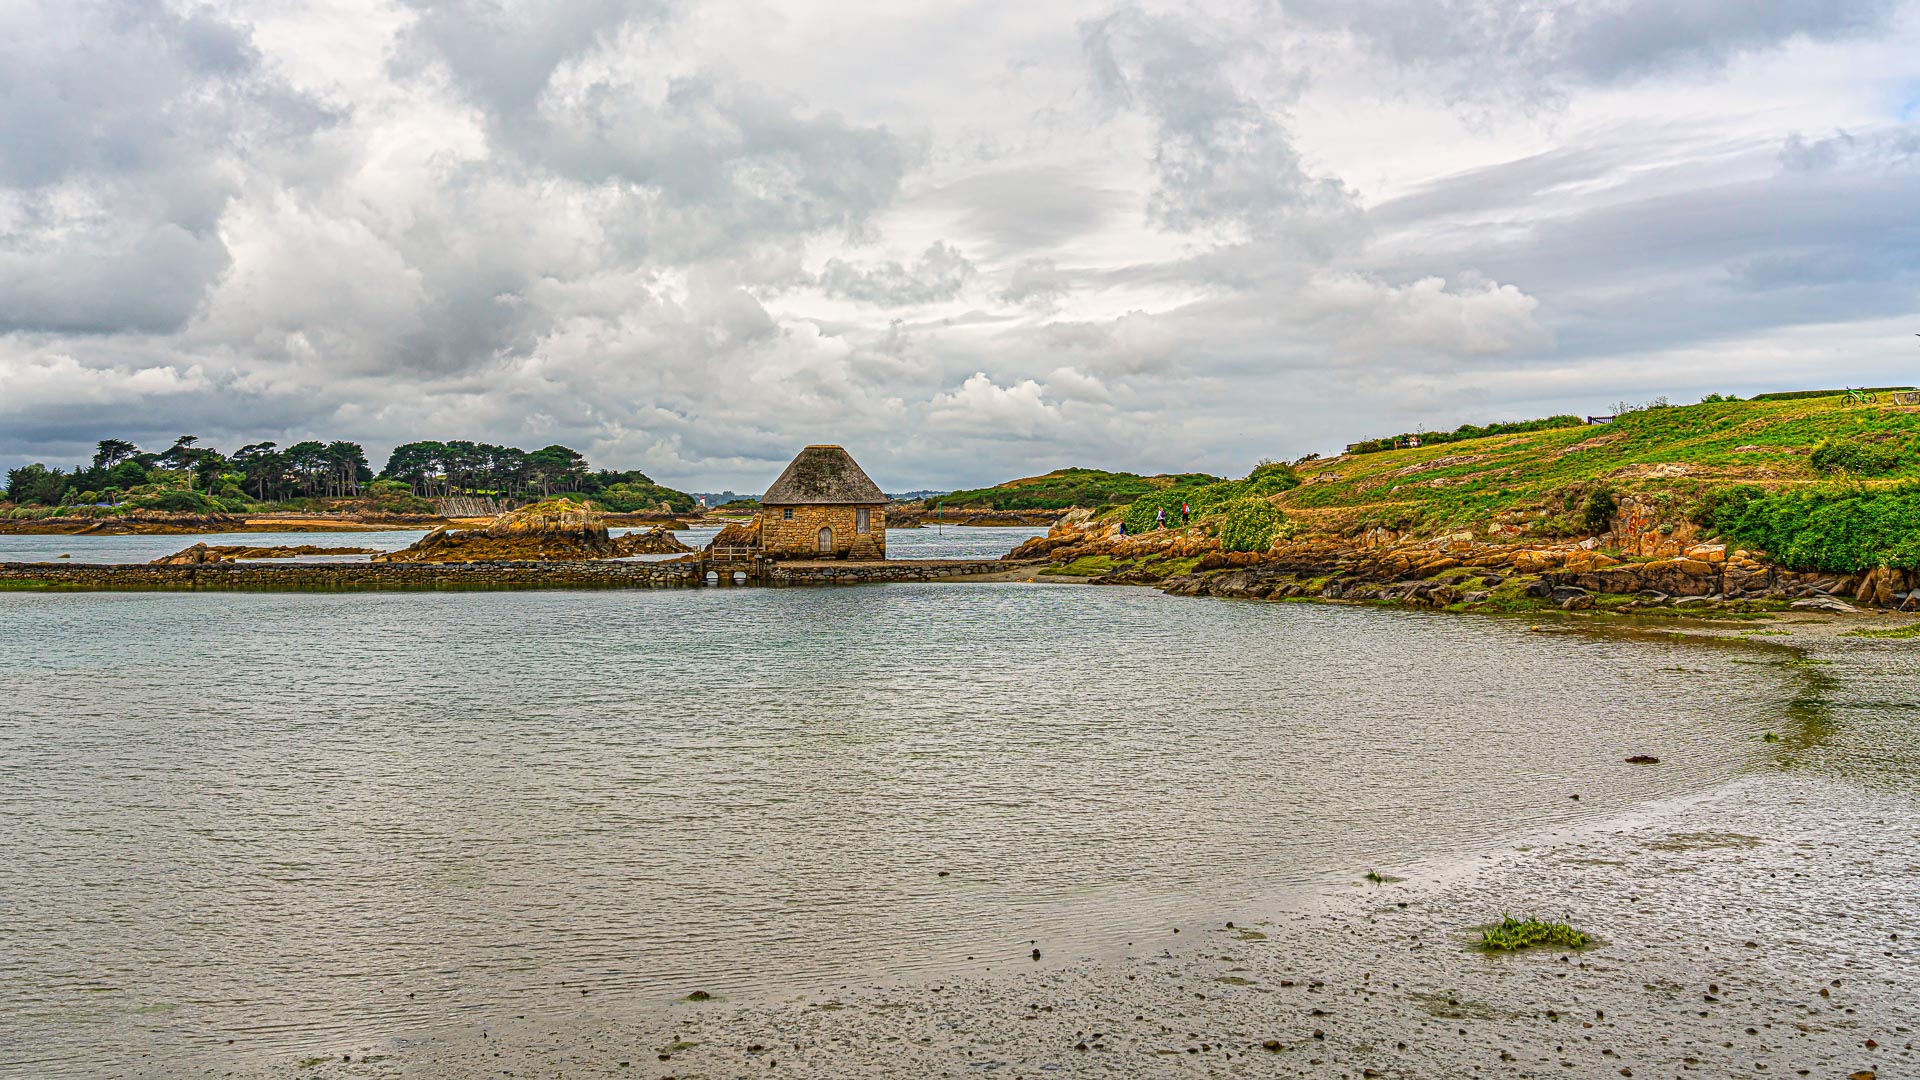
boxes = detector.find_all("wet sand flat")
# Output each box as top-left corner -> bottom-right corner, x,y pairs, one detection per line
271,778 -> 1915,1079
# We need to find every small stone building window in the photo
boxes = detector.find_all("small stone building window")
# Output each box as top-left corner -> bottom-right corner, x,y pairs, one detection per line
783,508 -> 794,520
856,508 -> 870,534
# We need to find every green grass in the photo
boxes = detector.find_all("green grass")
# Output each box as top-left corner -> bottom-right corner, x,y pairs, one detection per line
1277,394 -> 1920,538
1843,623 -> 1920,639
1050,555 -> 1116,576
1479,915 -> 1590,952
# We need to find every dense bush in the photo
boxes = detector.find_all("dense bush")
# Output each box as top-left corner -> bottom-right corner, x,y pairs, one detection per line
1809,436 -> 1904,476
1121,465 -> 1299,534
592,480 -> 698,513
1705,482 -> 1920,571
1216,498 -> 1284,552
1580,485 -> 1618,534
1689,485 -> 1763,529
126,490 -> 229,514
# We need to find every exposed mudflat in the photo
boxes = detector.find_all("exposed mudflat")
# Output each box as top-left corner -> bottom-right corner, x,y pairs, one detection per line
246,773 -> 1915,1080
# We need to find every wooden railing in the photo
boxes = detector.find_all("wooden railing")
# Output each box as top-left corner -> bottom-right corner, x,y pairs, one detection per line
707,545 -> 759,561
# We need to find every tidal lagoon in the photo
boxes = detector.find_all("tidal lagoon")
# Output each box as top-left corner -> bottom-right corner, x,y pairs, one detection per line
0,578 -> 1820,1077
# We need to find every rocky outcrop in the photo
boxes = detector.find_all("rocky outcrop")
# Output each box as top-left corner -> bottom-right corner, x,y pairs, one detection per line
151,543 -> 224,565
610,526 -> 695,556
1015,512 -> 1920,612
372,499 -> 619,563
152,543 -> 380,564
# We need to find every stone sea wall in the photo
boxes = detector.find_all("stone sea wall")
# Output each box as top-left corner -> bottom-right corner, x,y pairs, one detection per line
766,559 -> 1032,585
0,561 -> 703,591
0,557 -> 1031,592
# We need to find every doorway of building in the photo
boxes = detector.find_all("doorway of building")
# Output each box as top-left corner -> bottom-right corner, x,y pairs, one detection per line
817,527 -> 833,554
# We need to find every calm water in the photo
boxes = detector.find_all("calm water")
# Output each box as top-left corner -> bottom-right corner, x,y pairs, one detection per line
0,583 -> 1803,1076
0,523 -> 1041,564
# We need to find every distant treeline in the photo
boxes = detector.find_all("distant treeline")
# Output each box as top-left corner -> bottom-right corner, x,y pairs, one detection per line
1343,415 -> 1587,455
375,440 -> 690,511
5,435 -> 693,514
937,467 -> 1222,511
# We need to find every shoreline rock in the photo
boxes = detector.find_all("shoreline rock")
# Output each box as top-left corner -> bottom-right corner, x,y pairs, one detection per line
1010,515 -> 1920,613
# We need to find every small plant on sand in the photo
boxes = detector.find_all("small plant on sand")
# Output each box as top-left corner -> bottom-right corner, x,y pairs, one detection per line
1479,915 -> 1589,952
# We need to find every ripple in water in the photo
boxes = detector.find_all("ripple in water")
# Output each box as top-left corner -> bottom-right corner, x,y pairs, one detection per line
0,584 -> 1795,1075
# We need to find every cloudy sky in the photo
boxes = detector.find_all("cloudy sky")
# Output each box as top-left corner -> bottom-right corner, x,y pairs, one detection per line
3,0 -> 1917,491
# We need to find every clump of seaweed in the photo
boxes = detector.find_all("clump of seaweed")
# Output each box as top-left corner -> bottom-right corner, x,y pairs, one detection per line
1479,915 -> 1589,952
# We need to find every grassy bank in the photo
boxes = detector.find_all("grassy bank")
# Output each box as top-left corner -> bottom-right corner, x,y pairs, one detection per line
1275,393 -> 1919,543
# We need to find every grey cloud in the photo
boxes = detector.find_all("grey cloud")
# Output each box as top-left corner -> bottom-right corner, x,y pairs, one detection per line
397,5 -> 910,262
1367,132 -> 1920,363
1000,258 -> 1072,306
0,1 -> 333,334
0,222 -> 229,334
934,167 -> 1128,251
1273,0 -> 1902,101
820,242 -> 976,305
1083,6 -> 1359,243
1780,128 -> 1920,172
394,0 -> 665,115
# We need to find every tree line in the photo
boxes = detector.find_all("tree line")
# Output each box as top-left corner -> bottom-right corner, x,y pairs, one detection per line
5,436 -> 372,506
6,435 -> 691,512
378,440 -> 692,510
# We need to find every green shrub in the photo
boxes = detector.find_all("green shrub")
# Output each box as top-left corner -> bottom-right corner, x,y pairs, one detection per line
1690,485 -> 1763,529
1246,461 -> 1301,493
127,490 -> 224,513
1809,436 -> 1903,476
367,479 -> 413,499
1217,498 -> 1283,552
1580,485 -> 1618,534
1709,482 -> 1920,571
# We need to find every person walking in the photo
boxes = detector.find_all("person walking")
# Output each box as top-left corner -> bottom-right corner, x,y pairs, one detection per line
1181,501 -> 1191,525
1155,506 -> 1166,530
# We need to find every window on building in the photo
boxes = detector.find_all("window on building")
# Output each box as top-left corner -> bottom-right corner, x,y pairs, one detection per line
856,508 -> 870,534
783,508 -> 794,520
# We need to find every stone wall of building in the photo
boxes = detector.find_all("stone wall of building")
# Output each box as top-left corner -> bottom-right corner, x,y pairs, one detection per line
759,504 -> 885,559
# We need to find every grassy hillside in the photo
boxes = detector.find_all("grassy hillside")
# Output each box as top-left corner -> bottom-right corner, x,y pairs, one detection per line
1276,394 -> 1920,536
936,467 -> 1221,510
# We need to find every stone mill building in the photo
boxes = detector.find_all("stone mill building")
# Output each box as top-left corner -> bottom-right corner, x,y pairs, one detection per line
756,445 -> 887,559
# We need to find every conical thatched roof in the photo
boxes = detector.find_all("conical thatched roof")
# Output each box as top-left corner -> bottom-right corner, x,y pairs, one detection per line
760,445 -> 885,505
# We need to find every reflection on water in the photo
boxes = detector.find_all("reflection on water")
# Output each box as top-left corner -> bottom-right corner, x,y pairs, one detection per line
0,586 -> 1795,1075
